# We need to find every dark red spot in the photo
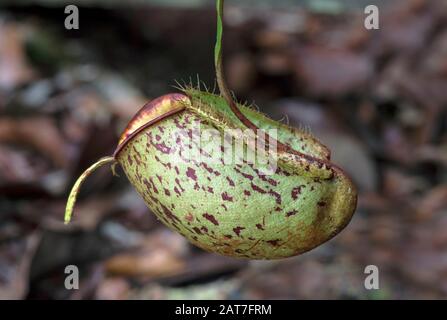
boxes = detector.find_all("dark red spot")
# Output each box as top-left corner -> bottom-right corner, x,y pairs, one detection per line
154,155 -> 173,170
251,183 -> 267,194
234,167 -> 254,181
149,177 -> 159,194
266,239 -> 280,246
233,226 -> 246,236
226,176 -> 235,187
186,167 -> 197,181
252,167 -> 278,187
201,162 -> 214,174
133,154 -> 141,166
143,179 -> 152,192
244,190 -> 251,196
132,146 -> 142,160
203,213 -> 219,226
193,227 -> 202,235
240,172 -> 254,181
221,192 -> 234,202
256,224 -> 264,230
292,185 -> 304,200
318,201 -> 327,207
160,204 -> 180,224
149,136 -> 171,154
135,171 -> 143,184
175,178 -> 185,192
149,195 -> 160,206
286,210 -> 298,217
174,117 -> 186,129
269,190 -> 282,205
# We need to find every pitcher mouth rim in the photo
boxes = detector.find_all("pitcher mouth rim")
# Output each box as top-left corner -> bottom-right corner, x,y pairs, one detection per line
113,93 -> 188,158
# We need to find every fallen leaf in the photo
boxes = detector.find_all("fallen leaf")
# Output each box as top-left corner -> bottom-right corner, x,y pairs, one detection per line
0,117 -> 69,168
0,22 -> 34,90
0,232 -> 41,299
293,46 -> 373,97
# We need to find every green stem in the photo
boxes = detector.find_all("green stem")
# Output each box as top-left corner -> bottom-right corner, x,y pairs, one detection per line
214,0 -> 258,132
214,0 -> 289,154
215,0 -> 230,102
215,0 -> 224,70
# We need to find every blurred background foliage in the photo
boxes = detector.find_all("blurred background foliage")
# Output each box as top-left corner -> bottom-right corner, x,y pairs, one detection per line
1,0 -> 447,299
